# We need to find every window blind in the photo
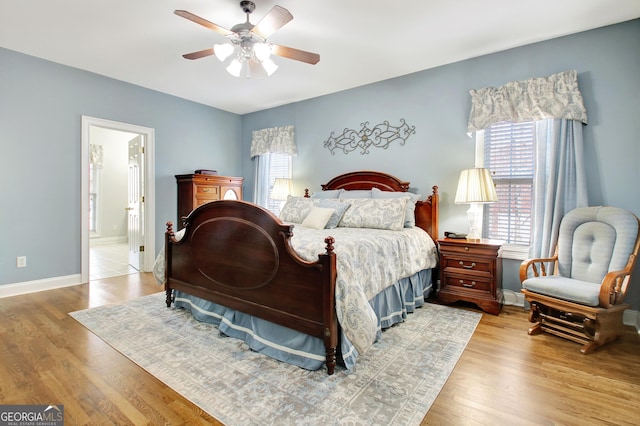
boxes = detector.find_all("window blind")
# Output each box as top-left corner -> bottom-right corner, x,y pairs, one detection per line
483,121 -> 534,245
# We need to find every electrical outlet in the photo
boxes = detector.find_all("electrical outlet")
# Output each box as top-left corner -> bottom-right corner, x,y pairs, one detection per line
17,256 -> 27,268
112,225 -> 118,231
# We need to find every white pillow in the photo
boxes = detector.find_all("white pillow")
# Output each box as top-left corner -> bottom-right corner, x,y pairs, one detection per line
301,207 -> 336,229
338,198 -> 408,231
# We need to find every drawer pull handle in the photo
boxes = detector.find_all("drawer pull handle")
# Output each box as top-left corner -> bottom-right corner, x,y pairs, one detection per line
460,280 -> 476,288
202,188 -> 211,192
459,261 -> 476,269
464,246 -> 469,251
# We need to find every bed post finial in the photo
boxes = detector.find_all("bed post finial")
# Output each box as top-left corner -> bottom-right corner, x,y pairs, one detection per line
324,236 -> 335,254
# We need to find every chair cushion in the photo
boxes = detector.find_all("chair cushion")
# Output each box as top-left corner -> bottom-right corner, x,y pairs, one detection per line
557,206 -> 639,284
522,276 -> 601,307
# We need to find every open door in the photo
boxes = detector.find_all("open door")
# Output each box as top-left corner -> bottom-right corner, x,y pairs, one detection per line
127,136 -> 144,270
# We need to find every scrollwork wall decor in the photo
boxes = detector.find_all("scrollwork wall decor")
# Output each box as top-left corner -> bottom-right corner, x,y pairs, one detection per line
324,119 -> 416,155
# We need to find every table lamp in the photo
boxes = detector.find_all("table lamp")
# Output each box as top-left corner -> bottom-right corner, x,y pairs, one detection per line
454,168 -> 498,240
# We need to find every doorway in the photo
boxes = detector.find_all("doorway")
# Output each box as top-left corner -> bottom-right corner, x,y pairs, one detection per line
81,116 -> 156,283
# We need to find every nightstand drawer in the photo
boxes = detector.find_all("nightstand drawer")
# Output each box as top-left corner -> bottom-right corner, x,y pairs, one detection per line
441,255 -> 494,274
438,242 -> 501,257
442,274 -> 491,292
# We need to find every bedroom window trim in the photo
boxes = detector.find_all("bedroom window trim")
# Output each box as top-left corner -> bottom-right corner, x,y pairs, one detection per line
251,125 -> 296,215
475,122 -> 534,261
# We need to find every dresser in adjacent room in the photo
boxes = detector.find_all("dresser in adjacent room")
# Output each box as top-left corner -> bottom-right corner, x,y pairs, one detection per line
175,173 -> 243,229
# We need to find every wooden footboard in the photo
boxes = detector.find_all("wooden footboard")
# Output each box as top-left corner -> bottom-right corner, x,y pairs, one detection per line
164,200 -> 338,374
165,171 -> 439,375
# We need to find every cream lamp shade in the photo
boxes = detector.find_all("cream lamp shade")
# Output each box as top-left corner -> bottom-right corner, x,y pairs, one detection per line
454,168 -> 498,240
271,178 -> 294,201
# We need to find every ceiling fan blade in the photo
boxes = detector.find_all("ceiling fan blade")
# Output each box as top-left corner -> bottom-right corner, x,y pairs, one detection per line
182,48 -> 215,60
271,44 -> 320,65
250,5 -> 293,39
174,10 -> 233,36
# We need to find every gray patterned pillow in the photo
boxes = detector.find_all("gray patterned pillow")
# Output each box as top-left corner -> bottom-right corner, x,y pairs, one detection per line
279,196 -> 314,223
371,187 -> 422,227
338,198 -> 409,231
313,199 -> 351,229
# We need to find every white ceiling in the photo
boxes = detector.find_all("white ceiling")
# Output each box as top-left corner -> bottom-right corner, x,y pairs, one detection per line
2,0 -> 639,115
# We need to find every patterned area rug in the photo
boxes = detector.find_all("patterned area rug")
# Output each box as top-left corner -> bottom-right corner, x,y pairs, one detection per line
70,293 -> 481,425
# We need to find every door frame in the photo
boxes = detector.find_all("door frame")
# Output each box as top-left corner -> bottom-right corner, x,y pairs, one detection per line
81,115 -> 156,283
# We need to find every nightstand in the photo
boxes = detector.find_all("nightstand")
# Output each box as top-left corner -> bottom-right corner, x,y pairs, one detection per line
437,238 -> 503,315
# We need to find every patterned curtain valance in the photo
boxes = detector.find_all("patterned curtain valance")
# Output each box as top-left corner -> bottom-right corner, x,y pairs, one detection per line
467,70 -> 588,133
251,125 -> 297,157
90,144 -> 103,169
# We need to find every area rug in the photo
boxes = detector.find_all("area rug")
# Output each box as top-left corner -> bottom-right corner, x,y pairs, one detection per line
70,293 -> 481,425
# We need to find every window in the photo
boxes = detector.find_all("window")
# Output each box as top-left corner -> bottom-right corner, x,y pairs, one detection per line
477,121 -> 534,251
263,152 -> 292,216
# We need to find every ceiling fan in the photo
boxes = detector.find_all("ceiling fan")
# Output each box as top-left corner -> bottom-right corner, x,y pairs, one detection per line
175,1 -> 320,78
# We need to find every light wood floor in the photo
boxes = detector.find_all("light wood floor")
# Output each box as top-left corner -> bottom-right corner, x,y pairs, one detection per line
1,273 -> 638,425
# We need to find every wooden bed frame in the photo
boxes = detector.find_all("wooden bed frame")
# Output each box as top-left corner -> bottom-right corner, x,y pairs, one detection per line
164,171 -> 439,374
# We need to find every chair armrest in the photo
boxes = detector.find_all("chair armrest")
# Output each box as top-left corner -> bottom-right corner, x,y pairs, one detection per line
599,270 -> 633,308
519,256 -> 558,284
599,252 -> 638,307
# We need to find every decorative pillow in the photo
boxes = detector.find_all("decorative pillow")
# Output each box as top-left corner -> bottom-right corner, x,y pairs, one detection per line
279,196 -> 314,223
301,207 -> 336,229
339,190 -> 372,199
313,199 -> 351,229
371,187 -> 422,228
338,198 -> 409,231
310,189 -> 344,199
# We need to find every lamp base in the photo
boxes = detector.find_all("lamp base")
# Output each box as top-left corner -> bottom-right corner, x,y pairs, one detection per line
466,203 -> 483,241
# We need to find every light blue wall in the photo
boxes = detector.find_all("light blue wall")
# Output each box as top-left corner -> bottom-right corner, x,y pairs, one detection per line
0,47 -> 242,285
2,19 -> 638,310
241,20 -> 640,309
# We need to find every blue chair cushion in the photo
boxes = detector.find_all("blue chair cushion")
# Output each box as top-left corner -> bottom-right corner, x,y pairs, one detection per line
558,206 -> 639,283
522,276 -> 601,307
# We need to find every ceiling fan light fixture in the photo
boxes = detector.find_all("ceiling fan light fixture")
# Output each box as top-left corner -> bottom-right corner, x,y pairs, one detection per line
214,43 -> 235,61
226,59 -> 243,77
253,43 -> 271,61
262,58 -> 278,76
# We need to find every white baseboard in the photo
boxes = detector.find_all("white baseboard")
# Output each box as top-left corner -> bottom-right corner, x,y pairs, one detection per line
502,289 -> 640,332
90,236 -> 127,245
0,274 -> 83,299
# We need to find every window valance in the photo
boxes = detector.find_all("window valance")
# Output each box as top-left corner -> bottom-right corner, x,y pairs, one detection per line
251,125 -> 297,157
467,70 -> 588,133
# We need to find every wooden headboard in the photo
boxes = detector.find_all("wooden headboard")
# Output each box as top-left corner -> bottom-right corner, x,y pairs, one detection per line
310,171 -> 439,240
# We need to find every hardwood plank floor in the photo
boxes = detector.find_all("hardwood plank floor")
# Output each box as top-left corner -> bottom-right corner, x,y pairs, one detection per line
1,273 -> 638,425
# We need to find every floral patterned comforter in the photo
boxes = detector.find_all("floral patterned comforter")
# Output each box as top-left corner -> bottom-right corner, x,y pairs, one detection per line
289,225 -> 438,354
154,225 -> 438,356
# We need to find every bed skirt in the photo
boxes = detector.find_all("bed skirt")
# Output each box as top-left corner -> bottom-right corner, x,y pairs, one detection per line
172,268 -> 433,371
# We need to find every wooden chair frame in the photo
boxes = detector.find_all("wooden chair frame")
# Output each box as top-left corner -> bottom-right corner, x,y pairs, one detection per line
520,216 -> 640,354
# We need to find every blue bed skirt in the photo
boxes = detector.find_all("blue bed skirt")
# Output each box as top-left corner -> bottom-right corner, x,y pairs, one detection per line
173,268 -> 433,371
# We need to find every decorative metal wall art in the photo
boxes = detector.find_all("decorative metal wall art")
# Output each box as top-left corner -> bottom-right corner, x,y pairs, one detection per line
324,119 -> 416,155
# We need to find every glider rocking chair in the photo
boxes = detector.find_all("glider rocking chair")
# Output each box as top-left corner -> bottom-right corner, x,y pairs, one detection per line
520,206 -> 640,354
